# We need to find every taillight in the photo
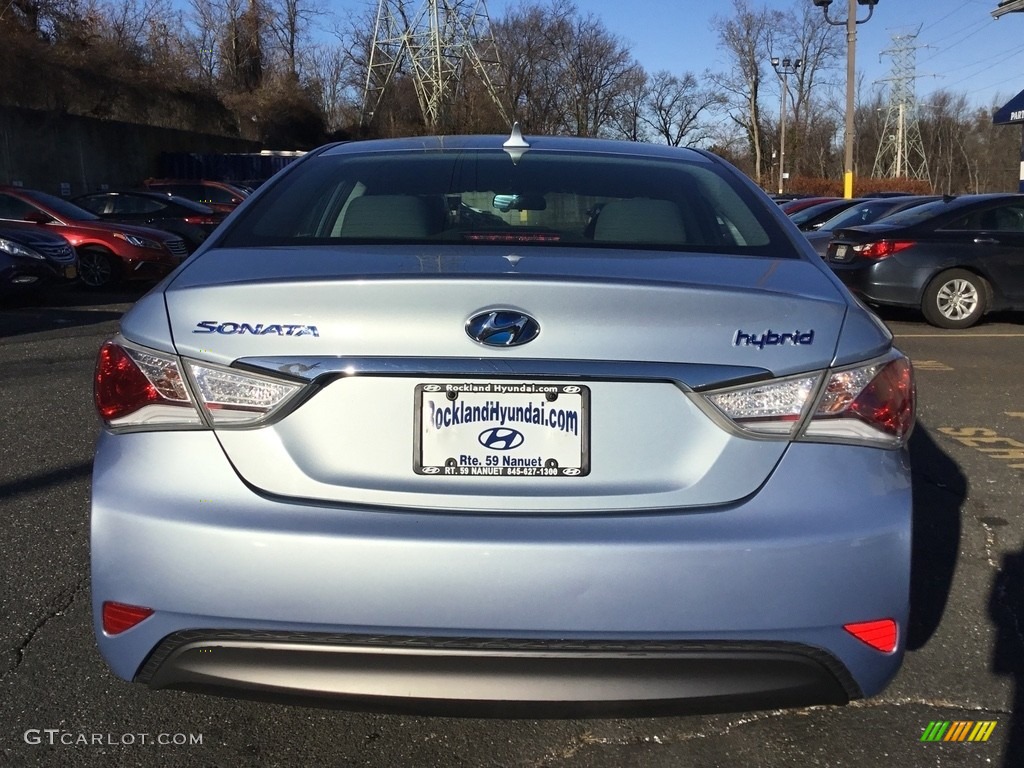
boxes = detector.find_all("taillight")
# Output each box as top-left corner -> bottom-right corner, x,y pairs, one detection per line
183,215 -> 220,226
187,363 -> 301,425
102,601 -> 154,635
94,338 -> 303,430
705,374 -> 821,438
701,353 -> 915,449
803,355 -> 915,448
852,240 -> 915,260
94,341 -> 202,427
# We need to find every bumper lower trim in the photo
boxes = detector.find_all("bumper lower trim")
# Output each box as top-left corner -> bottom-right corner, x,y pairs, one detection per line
137,630 -> 861,716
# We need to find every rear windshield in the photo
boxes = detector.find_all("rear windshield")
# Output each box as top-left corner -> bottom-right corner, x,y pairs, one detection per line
22,189 -> 100,221
218,149 -> 797,257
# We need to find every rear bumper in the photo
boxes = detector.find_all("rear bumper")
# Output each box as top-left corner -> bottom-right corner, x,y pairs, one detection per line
137,631 -> 856,716
829,259 -> 930,308
91,431 -> 912,713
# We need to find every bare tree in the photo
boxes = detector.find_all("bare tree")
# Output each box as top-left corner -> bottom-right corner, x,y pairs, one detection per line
641,70 -> 724,147
766,1 -> 842,179
968,100 -> 1022,193
557,10 -> 643,137
607,66 -> 649,142
266,0 -> 323,80
492,0 -> 575,134
302,41 -> 356,132
96,0 -> 174,57
711,0 -> 781,186
218,0 -> 264,92
920,90 -> 973,194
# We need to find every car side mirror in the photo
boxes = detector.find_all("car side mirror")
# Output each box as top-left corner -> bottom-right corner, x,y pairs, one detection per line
24,210 -> 54,225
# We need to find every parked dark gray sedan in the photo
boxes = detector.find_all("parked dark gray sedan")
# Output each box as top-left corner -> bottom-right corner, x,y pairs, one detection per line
827,193 -> 1024,328
804,196 -> 940,257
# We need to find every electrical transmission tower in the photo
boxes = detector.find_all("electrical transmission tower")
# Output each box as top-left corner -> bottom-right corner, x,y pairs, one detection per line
872,30 -> 930,183
361,0 -> 509,131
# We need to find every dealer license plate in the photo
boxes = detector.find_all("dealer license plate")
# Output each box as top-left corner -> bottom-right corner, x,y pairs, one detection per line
833,244 -> 849,261
415,382 -> 590,477
64,265 -> 78,279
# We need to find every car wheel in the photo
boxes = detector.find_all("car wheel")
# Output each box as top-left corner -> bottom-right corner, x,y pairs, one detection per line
921,269 -> 988,329
78,249 -> 120,289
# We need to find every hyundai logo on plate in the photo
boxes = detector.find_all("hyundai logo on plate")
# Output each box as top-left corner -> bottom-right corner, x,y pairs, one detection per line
478,428 -> 525,450
466,310 -> 540,347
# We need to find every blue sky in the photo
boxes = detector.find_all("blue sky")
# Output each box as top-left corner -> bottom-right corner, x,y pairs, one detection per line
472,0 -> 1024,111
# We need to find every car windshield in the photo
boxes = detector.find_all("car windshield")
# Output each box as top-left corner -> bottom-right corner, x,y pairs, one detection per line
818,200 -> 902,230
161,195 -> 215,214
22,189 -> 100,221
871,199 -> 955,227
789,200 -> 856,227
218,148 -> 796,257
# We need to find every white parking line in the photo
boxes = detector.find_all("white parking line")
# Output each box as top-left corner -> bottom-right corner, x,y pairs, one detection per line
895,333 -> 1024,338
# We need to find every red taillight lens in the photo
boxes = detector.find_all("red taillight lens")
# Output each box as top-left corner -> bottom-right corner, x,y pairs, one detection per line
844,619 -> 898,653
183,215 -> 220,226
94,342 -> 162,420
102,601 -> 154,635
853,240 -> 916,260
94,341 -> 202,427
803,355 -> 915,448
847,356 -> 916,438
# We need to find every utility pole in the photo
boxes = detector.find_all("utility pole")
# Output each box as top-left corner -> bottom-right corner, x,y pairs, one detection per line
872,28 -> 930,183
814,0 -> 880,198
771,57 -> 802,195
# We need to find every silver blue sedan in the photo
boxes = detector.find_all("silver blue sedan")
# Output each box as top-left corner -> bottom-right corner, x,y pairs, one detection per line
91,132 -> 915,716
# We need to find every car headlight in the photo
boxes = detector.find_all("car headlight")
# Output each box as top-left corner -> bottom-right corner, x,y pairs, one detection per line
0,237 -> 45,260
112,232 -> 162,250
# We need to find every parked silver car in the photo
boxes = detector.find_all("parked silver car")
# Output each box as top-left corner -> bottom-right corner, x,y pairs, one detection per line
91,131 -> 915,715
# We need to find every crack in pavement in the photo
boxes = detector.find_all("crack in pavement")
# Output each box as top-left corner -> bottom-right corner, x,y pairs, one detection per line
531,696 -> 1016,765
531,710 -> 790,765
2,575 -> 88,681
851,696 -> 1012,715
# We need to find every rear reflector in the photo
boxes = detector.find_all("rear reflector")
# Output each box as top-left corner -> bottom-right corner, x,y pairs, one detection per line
844,619 -> 898,653
102,601 -> 154,635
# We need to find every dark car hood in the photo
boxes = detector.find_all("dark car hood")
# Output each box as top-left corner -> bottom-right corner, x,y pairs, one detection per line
0,223 -> 72,247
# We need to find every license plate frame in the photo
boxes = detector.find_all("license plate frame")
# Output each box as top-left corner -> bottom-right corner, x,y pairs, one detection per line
414,382 -> 590,478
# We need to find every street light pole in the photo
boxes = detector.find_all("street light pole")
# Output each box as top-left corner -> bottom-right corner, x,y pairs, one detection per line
814,0 -> 879,199
771,57 -> 802,196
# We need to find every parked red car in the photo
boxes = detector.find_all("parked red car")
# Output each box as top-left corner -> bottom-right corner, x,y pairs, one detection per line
779,196 -> 840,214
0,186 -> 188,288
142,179 -> 249,213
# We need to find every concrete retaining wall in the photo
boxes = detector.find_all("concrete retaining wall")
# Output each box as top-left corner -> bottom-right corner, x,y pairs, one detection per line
0,106 -> 261,197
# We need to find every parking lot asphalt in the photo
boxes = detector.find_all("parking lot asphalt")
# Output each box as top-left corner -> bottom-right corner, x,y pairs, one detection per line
1,290 -> 1022,768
